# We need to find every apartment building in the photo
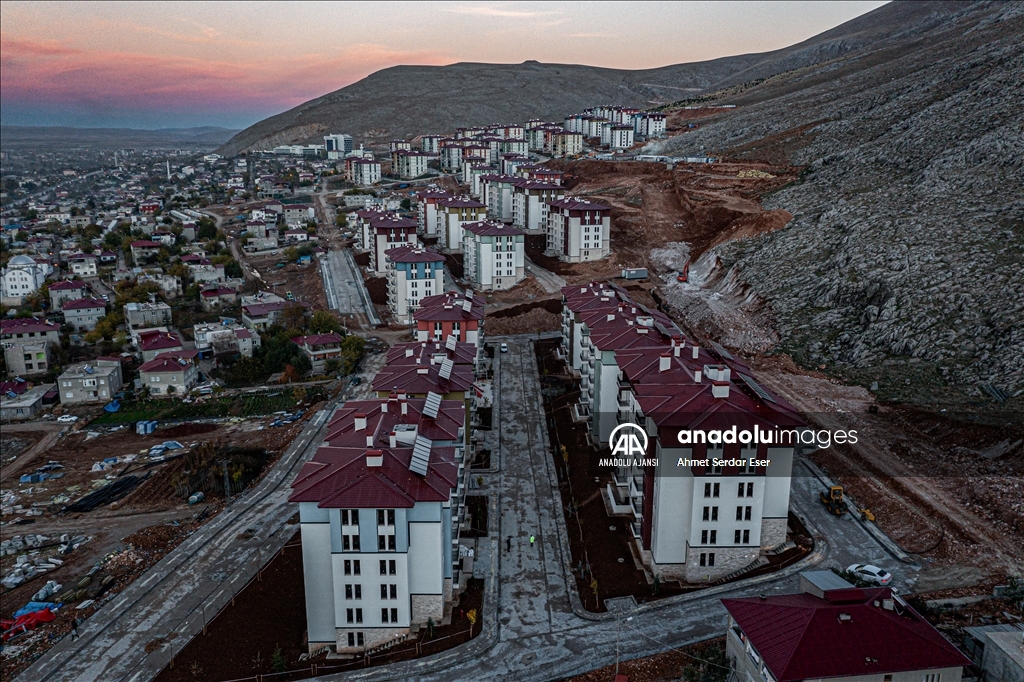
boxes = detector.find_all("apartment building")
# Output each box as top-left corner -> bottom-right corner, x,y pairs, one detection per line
511,181 -> 564,233
290,393 -> 468,654
367,216 -> 419,275
67,253 -> 99,278
124,301 -> 172,330
350,159 -> 382,186
461,222 -> 526,291
138,330 -> 185,362
62,297 -> 107,333
552,130 -> 584,157
413,292 -> 485,346
1,317 -> 60,376
416,189 -> 451,236
385,246 -> 445,324
438,198 -> 486,253
394,151 -> 434,180
291,333 -> 347,374
129,240 -> 161,263
546,198 -> 611,262
479,174 -> 519,223
559,283 -> 804,582
57,359 -> 123,405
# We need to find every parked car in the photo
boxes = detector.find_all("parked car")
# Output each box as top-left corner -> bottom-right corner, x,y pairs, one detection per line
57,415 -> 79,424
847,563 -> 892,585
500,343 -> 509,353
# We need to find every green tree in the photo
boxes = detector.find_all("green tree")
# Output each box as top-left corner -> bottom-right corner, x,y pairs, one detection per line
335,212 -> 347,228
308,310 -> 342,334
400,197 -> 411,210
270,645 -> 287,673
680,642 -> 729,682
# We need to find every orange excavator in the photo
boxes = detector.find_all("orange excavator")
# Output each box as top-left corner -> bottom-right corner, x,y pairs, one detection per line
676,260 -> 690,283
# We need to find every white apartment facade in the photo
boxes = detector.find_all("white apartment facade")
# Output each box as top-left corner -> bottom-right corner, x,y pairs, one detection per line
546,198 -> 612,262
385,246 -> 445,323
461,222 -> 526,291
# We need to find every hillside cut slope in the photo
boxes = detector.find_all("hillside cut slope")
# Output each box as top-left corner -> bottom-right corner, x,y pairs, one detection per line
218,1 -> 964,155
648,1 -> 1024,406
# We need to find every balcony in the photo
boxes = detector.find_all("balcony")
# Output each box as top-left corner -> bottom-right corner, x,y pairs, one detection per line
617,408 -> 631,424
610,468 -> 628,489
630,522 -> 642,539
630,496 -> 644,519
629,476 -> 644,500
570,402 -> 590,423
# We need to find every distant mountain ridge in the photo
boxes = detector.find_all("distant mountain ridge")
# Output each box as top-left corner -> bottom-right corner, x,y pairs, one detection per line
1,126 -> 240,149
218,1 -> 968,156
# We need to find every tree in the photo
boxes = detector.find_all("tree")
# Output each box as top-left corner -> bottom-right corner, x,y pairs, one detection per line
309,310 -> 341,334
270,645 -> 287,673
281,303 -> 307,330
335,212 -> 347,228
400,197 -> 411,210
680,642 -> 729,682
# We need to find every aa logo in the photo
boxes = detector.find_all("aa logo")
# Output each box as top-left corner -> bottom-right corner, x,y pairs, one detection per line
610,423 -> 648,457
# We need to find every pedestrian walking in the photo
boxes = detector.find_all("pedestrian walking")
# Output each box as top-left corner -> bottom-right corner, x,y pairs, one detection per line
506,537 -> 512,553
529,534 -> 536,547
71,620 -> 79,641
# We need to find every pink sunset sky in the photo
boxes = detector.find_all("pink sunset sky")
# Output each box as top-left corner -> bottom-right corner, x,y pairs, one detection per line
1,1 -> 886,130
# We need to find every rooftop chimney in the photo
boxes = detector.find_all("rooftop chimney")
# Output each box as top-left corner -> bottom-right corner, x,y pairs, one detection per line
354,413 -> 367,431
366,449 -> 384,467
711,380 -> 730,399
694,369 -> 702,383
692,345 -> 700,360
389,432 -> 397,448
660,354 -> 671,372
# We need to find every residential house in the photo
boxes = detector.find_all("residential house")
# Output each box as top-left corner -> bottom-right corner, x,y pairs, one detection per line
242,299 -> 309,330
129,240 -> 162,264
283,204 -> 315,228
48,280 -> 88,310
546,198 -> 611,262
138,330 -> 185,362
188,262 -> 226,286
0,383 -> 56,421
1,317 -> 60,376
57,359 -> 123,405
394,150 -> 434,180
193,321 -> 259,358
66,253 -> 98,278
200,287 -> 240,311
384,246 -> 445,323
413,292 -> 485,347
62,298 -> 107,333
124,301 -> 172,330
138,353 -> 199,397
461,222 -> 525,291
722,576 -> 970,682
291,333 -> 346,373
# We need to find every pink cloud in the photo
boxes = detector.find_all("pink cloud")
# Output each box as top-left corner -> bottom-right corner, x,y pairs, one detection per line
0,34 -> 452,115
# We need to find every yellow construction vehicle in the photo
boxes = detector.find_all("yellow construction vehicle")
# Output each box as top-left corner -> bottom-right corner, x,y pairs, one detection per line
859,508 -> 876,522
819,485 -> 849,515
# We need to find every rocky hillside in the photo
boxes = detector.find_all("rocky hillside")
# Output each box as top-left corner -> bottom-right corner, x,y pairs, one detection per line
217,1 -> 958,156
647,1 -> 1024,407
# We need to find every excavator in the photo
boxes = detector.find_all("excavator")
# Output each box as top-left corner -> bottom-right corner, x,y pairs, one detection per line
819,485 -> 849,515
676,260 -> 690,282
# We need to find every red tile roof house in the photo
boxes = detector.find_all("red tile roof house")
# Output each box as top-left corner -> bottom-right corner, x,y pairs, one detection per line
722,578 -> 970,682
138,329 -> 184,362
242,299 -> 310,330
61,297 -> 107,332
288,394 -> 467,654
413,292 -> 485,346
130,240 -> 162,263
291,333 -> 345,374
48,280 -> 88,310
138,352 -> 199,398
66,252 -> 99,277
200,287 -> 239,311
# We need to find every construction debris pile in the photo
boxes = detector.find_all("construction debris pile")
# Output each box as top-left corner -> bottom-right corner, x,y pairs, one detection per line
1,534 -> 91,588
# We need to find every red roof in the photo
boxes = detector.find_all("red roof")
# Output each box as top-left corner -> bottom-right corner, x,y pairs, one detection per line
413,292 -> 485,323
292,333 -> 344,348
722,589 -> 970,680
324,396 -> 465,448
463,221 -> 525,237
201,287 -> 237,298
289,444 -> 458,509
371,361 -> 474,395
48,280 -> 86,291
385,341 -> 477,367
61,297 -> 106,311
130,240 -> 161,248
385,245 -> 444,264
549,198 -> 610,212
138,353 -> 194,373
440,197 -> 485,209
139,331 -> 183,351
1,318 -> 60,335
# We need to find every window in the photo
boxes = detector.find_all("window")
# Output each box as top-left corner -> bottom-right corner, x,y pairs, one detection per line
746,482 -> 754,497
703,506 -> 710,522
735,529 -> 742,544
743,529 -> 750,544
738,482 -> 746,498
711,507 -> 718,521
344,559 -> 360,576
347,632 -> 364,647
382,608 -> 390,623
708,552 -> 715,567
378,533 -> 396,551
923,675 -> 941,682
344,584 -> 361,599
701,529 -> 708,544
710,530 -> 717,544
380,583 -> 397,600
391,608 -> 398,622
700,552 -> 716,567
388,559 -> 396,575
744,506 -> 752,521
377,509 -> 395,526
342,533 -> 361,551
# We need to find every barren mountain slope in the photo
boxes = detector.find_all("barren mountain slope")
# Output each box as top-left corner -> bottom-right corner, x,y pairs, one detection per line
217,1 -> 968,155
647,1 -> 1024,407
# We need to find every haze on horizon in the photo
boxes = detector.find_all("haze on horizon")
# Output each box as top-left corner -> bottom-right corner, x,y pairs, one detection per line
1,0 -> 887,131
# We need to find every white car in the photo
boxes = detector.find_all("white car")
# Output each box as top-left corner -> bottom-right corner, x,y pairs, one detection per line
500,343 -> 508,353
56,415 -> 79,424
847,563 -> 892,586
